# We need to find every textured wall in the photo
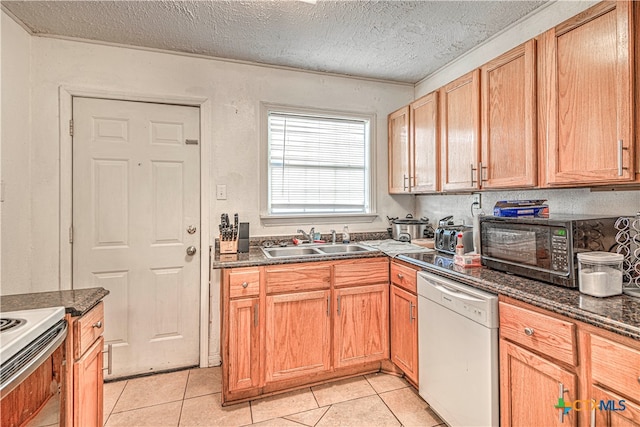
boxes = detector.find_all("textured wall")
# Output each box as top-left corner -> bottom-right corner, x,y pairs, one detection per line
1,14 -> 32,294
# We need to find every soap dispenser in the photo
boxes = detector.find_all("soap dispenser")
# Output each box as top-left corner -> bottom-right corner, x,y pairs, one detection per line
342,225 -> 350,244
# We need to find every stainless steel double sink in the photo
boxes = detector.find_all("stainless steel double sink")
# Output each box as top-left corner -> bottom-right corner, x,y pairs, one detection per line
261,243 -> 377,259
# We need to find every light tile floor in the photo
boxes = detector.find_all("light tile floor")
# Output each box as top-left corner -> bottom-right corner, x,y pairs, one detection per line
103,367 -> 445,427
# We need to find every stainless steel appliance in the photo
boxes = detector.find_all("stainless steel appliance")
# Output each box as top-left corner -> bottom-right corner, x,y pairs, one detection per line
417,271 -> 499,427
434,226 -> 473,254
387,215 -> 434,242
480,214 -> 618,287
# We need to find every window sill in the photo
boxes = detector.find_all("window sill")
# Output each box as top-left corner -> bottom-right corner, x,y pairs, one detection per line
260,213 -> 379,227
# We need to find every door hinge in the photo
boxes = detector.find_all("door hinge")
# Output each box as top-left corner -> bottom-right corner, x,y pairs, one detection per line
69,226 -> 73,243
69,119 -> 74,137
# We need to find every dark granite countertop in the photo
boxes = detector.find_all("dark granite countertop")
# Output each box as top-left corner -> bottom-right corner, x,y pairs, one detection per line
395,253 -> 640,342
211,246 -> 386,269
0,288 -> 109,317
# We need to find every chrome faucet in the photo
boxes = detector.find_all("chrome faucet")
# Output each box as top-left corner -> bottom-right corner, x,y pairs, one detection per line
297,227 -> 314,242
330,229 -> 337,244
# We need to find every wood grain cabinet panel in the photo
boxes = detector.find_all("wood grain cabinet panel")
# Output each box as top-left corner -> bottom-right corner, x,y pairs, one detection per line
481,40 -> 537,189
539,1 -> 635,185
228,298 -> 260,392
410,92 -> 439,193
591,385 -> 640,427
500,340 -> 578,427
390,261 -> 417,294
334,284 -> 389,369
265,290 -> 331,383
73,336 -> 104,427
334,258 -> 389,288
390,284 -> 418,385
388,106 -> 411,193
439,70 -> 481,191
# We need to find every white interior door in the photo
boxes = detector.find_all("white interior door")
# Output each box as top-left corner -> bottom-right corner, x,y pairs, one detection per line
72,97 -> 201,378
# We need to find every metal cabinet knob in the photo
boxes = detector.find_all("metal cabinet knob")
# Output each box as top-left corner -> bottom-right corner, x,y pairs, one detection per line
242,281 -> 249,288
524,327 -> 534,336
397,273 -> 404,279
186,246 -> 197,256
93,321 -> 103,329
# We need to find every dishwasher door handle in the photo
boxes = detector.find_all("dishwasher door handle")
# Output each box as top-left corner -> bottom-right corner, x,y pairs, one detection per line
432,283 -> 485,303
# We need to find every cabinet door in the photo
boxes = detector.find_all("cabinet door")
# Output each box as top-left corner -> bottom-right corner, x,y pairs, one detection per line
228,298 -> 260,392
591,385 -> 640,426
539,2 -> 634,185
500,340 -> 577,427
265,290 -> 331,383
388,106 -> 411,193
390,285 -> 418,384
73,336 -> 104,427
440,70 -> 481,191
334,284 -> 389,369
410,92 -> 439,193
481,40 -> 537,188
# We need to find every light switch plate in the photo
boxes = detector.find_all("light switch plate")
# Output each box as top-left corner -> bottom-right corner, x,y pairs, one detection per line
472,193 -> 481,209
216,184 -> 227,200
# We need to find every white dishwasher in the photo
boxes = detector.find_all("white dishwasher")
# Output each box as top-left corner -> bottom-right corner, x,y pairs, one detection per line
417,270 -> 499,427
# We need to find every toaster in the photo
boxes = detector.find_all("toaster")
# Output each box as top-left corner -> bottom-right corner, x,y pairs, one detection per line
434,226 -> 474,255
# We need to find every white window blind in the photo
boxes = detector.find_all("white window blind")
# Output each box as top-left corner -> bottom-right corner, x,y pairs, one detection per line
268,111 -> 370,215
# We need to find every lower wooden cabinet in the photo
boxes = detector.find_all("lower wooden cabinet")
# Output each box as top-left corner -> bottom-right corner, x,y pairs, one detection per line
389,285 -> 418,384
227,298 -> 260,392
265,290 -> 331,383
334,284 -> 389,369
500,339 -> 578,427
591,385 -> 640,427
221,257 -> 390,405
73,336 -> 104,427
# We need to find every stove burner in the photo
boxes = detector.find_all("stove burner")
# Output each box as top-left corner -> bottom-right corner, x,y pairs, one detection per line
0,318 -> 26,333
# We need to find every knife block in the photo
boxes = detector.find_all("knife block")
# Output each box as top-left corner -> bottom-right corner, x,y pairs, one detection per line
219,235 -> 238,254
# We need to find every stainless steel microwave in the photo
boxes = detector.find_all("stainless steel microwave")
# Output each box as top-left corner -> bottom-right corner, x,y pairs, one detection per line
480,215 -> 618,287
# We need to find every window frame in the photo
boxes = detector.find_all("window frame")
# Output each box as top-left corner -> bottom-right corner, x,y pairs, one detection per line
260,103 -> 378,226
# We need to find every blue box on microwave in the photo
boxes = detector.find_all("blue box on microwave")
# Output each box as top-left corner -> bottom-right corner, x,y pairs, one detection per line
493,200 -> 549,217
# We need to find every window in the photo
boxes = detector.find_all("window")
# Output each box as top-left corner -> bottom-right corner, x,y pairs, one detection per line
264,106 -> 373,219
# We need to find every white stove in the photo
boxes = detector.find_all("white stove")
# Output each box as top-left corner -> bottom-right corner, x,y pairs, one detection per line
0,306 -> 67,397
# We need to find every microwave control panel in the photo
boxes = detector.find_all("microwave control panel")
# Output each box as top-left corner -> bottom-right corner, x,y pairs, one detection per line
551,228 -> 569,272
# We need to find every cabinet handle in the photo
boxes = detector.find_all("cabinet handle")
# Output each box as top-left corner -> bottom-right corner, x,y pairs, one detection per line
337,296 -> 342,316
397,273 -> 404,279
242,281 -> 248,289
253,304 -> 259,327
102,343 -> 113,375
409,302 -> 415,323
558,383 -> 569,424
93,321 -> 103,329
470,164 -> 478,186
479,161 -> 487,183
327,296 -> 330,317
618,139 -> 628,176
403,175 -> 409,191
524,327 -> 534,336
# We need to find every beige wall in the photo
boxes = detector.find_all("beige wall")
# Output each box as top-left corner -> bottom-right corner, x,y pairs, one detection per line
1,13 -> 32,294
1,13 -> 415,294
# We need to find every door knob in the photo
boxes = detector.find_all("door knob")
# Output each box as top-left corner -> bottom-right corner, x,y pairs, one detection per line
186,246 -> 197,256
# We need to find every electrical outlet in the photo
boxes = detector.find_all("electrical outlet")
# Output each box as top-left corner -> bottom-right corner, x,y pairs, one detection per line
216,184 -> 227,200
472,193 -> 481,209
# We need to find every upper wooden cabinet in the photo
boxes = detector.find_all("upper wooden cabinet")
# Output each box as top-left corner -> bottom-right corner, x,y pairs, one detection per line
481,40 -> 537,189
388,106 -> 411,193
439,69 -> 481,192
539,1 -> 635,186
410,92 -> 439,192
388,94 -> 439,194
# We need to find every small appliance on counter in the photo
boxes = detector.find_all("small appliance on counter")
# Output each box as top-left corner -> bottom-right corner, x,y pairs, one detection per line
480,214 -> 618,288
434,216 -> 473,255
387,214 -> 434,242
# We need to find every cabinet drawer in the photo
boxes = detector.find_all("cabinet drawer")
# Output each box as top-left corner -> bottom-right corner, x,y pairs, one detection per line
499,302 -> 576,366
591,334 -> 640,401
228,268 -> 260,299
74,301 -> 104,360
266,263 -> 331,294
390,262 -> 417,294
334,258 -> 389,287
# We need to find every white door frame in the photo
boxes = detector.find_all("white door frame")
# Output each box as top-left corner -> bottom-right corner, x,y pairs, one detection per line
58,86 -> 212,368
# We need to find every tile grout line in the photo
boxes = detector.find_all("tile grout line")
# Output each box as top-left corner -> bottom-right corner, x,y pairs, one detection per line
103,379 -> 128,426
176,369 -> 191,427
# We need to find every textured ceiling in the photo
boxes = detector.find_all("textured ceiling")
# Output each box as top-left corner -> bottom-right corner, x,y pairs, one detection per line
2,0 -> 549,83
